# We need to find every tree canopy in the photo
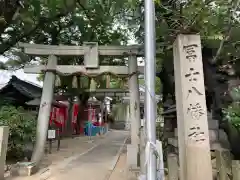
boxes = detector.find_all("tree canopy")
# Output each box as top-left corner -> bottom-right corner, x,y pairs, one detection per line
0,0 -> 240,89
0,0 -> 138,91
0,0 -> 134,67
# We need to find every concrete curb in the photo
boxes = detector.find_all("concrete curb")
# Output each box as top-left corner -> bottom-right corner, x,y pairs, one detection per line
108,136 -> 128,171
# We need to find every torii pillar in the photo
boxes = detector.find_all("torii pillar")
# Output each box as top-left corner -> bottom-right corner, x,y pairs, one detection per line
127,55 -> 141,168
31,55 -> 57,164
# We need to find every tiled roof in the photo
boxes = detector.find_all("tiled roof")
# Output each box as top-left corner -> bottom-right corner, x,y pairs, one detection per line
0,75 -> 42,99
0,83 -> 7,89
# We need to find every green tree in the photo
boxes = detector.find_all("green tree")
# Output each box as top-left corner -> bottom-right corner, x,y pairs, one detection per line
2,0 -> 240,93
0,0 -> 138,94
0,0 -> 133,67
0,105 -> 37,160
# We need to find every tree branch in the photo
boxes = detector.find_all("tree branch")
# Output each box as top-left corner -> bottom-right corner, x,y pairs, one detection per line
0,12 -> 68,54
76,0 -> 110,41
77,0 -> 92,21
0,0 -> 22,35
76,0 -> 97,41
182,0 -> 214,31
212,0 -> 240,64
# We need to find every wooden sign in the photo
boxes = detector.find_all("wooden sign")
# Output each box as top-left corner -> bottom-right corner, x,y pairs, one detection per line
47,130 -> 56,139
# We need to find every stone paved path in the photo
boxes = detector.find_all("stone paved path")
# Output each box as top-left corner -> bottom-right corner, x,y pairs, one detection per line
47,130 -> 128,180
10,130 -> 129,180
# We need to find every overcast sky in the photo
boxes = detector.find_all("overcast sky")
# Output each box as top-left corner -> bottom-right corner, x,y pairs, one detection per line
0,56 -> 43,86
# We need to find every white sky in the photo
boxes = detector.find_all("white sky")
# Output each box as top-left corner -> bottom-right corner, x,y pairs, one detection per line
0,56 -> 43,86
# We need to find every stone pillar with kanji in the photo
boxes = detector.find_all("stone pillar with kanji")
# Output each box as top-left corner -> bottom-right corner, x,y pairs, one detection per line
173,34 -> 213,180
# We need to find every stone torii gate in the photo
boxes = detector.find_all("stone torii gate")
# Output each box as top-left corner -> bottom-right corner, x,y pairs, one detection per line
19,34 -> 213,179
19,42 -> 143,168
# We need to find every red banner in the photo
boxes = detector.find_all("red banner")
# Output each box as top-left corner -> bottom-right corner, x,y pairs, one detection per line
49,106 -> 67,131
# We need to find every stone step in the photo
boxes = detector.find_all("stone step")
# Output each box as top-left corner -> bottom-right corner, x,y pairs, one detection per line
208,119 -> 219,130
163,117 -> 219,130
110,121 -> 126,130
168,137 -> 223,150
218,129 -> 230,149
207,112 -> 212,119
10,162 -> 37,176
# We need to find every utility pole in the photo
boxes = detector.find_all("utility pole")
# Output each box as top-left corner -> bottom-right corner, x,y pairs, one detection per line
144,0 -> 157,179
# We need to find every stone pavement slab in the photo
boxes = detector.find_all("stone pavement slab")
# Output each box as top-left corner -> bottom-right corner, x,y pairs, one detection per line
8,130 -> 129,180
46,130 -> 129,180
5,135 -> 101,179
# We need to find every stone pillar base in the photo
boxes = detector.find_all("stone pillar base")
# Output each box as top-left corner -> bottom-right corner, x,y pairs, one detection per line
127,144 -> 138,169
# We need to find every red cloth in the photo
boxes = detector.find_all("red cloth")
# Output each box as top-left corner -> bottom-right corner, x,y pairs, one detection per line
49,106 -> 68,133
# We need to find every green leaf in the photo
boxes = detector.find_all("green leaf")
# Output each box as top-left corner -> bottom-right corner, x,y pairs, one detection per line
31,0 -> 41,17
0,105 -> 37,159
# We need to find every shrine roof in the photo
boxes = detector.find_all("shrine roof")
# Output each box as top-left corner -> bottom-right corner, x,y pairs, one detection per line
0,75 -> 42,99
0,76 -> 67,108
